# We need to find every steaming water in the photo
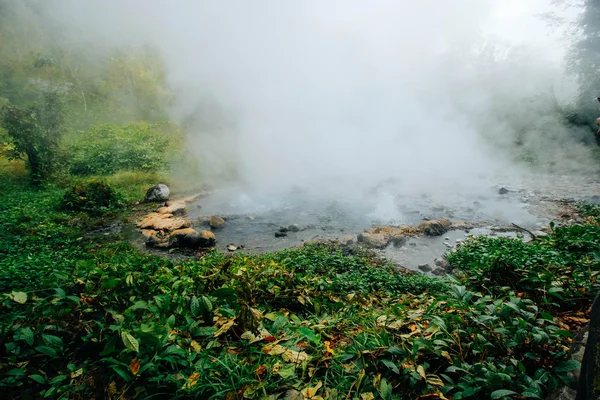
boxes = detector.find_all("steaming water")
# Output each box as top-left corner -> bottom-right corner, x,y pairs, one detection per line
185,169 -> 597,254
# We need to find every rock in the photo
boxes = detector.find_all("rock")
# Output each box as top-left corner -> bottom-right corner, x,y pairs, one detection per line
274,231 -> 287,238
390,235 -> 407,247
287,224 -> 300,232
210,216 -> 225,229
158,201 -> 186,216
357,232 -> 389,249
227,244 -> 237,252
342,235 -> 354,245
279,226 -> 289,233
498,187 -> 509,195
418,219 -> 451,236
432,268 -> 445,276
434,258 -> 449,268
169,228 -> 215,248
153,217 -> 191,231
141,229 -> 158,239
144,184 -> 170,202
418,264 -> 433,272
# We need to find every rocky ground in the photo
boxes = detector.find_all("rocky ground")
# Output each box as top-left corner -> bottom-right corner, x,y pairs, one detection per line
130,175 -> 592,276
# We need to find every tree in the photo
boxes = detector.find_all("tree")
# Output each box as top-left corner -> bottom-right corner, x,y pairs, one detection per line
1,91 -> 65,183
568,0 -> 600,122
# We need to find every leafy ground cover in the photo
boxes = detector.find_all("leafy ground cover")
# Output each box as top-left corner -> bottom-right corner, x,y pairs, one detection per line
0,161 -> 596,399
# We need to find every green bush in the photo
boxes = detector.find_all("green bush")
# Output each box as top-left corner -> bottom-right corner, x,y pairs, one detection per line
61,180 -> 123,214
68,122 -> 175,176
447,225 -> 600,310
1,92 -> 65,184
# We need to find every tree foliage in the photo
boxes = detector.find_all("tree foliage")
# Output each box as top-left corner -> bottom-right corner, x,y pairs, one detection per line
1,91 -> 65,183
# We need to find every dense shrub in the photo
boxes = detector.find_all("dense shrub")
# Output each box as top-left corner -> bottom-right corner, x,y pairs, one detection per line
68,122 -> 175,176
61,180 -> 123,214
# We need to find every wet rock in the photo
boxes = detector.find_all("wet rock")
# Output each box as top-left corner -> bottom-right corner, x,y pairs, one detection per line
137,213 -> 191,231
343,235 -> 354,245
279,226 -> 289,233
418,264 -> 433,272
274,231 -> 287,238
210,216 -> 225,229
287,224 -> 300,232
434,258 -> 449,268
498,187 -> 509,195
390,235 -> 407,247
357,232 -> 389,249
418,219 -> 451,236
227,244 -> 237,252
144,184 -> 170,202
170,228 -> 215,248
432,268 -> 445,276
158,201 -> 186,216
141,229 -> 158,239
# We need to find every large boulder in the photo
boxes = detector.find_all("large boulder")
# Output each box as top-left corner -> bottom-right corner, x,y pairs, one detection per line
357,232 -> 389,249
144,184 -> 170,203
418,219 -> 451,236
169,228 -> 216,248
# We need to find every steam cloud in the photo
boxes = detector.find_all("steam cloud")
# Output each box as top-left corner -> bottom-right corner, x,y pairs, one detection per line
36,1 -> 598,222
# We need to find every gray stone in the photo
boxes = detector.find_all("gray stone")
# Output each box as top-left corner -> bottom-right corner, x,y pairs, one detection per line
418,264 -> 433,272
144,184 -> 170,202
432,268 -> 445,276
287,224 -> 301,232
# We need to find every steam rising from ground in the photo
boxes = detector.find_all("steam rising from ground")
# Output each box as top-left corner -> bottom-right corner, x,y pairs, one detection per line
42,1 -> 598,223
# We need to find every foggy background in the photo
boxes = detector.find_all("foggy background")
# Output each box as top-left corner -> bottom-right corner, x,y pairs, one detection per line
13,0 -> 597,222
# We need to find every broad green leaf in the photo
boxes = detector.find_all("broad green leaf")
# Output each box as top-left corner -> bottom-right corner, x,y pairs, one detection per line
554,360 -> 580,373
380,359 -> 399,374
298,326 -> 319,345
35,346 -> 57,358
167,315 -> 176,329
491,390 -> 518,399
200,296 -> 213,311
12,291 -> 27,304
191,295 -> 200,317
121,331 -> 139,353
20,327 -> 34,346
277,364 -> 296,379
378,378 -> 392,400
42,334 -> 63,348
30,374 -> 46,384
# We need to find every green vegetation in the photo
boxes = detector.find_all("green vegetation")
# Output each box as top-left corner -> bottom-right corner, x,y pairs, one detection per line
0,161 -> 594,399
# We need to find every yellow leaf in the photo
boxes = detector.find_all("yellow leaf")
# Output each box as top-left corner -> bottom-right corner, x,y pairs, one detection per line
324,341 -> 335,355
266,344 -> 287,355
361,393 -> 375,400
301,381 -> 322,399
191,340 -> 202,352
441,351 -> 452,362
213,318 -> 236,337
417,365 -> 426,380
426,374 -> 444,387
181,372 -> 200,390
282,349 -> 310,364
